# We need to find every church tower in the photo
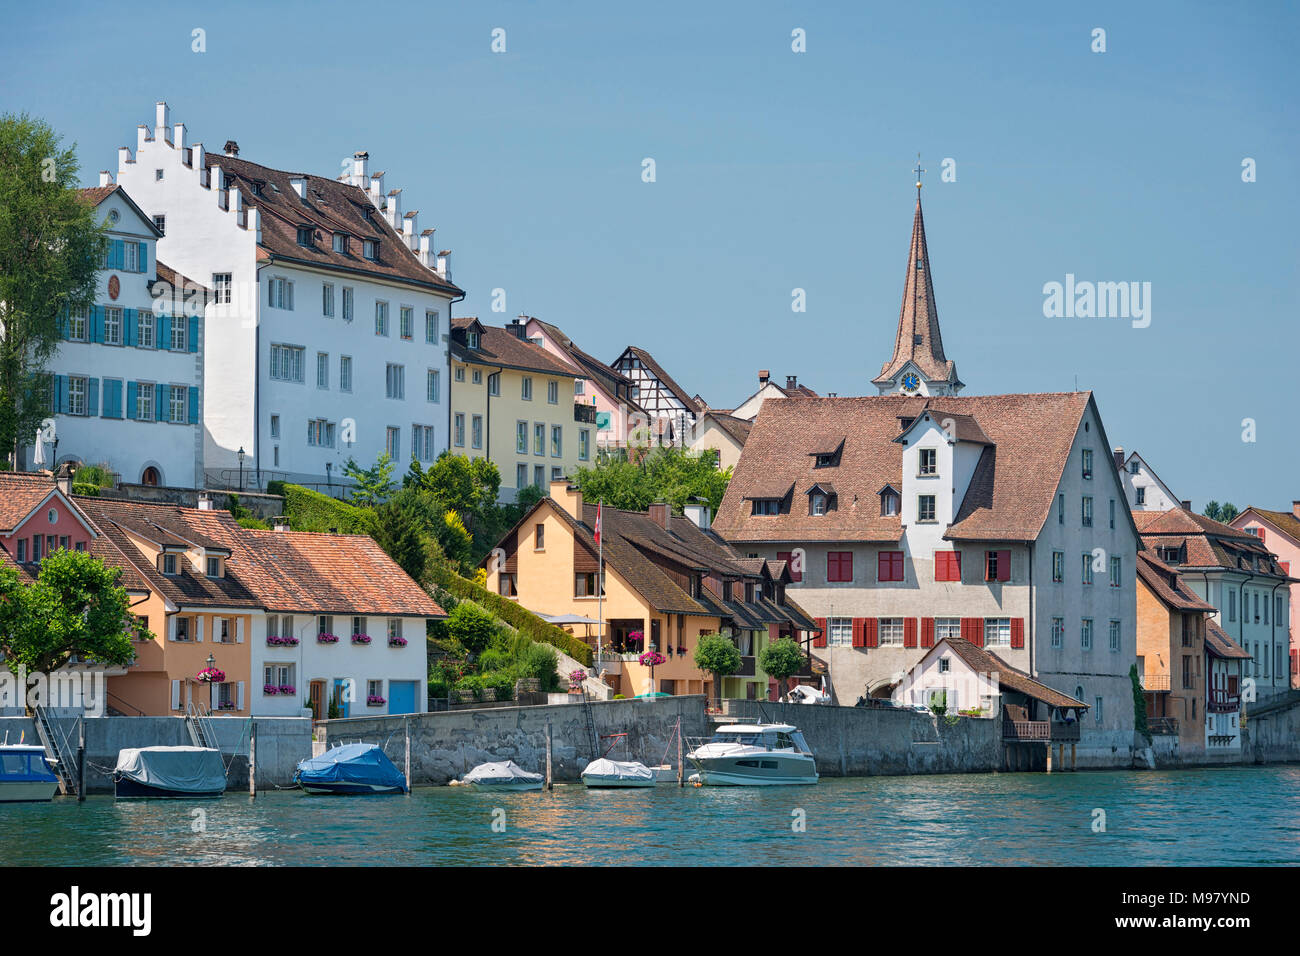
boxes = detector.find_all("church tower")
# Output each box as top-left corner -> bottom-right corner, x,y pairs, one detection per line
872,169 -> 963,397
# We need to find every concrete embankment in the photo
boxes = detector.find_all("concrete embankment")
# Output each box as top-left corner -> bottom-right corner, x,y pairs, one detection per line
0,715 -> 310,792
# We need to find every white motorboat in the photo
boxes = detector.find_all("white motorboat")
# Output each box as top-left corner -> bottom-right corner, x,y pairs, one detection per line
0,745 -> 59,802
685,723 -> 819,786
456,760 -> 544,791
581,758 -> 656,788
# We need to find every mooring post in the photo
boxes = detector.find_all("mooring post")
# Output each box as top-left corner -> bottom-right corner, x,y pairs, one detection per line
248,721 -> 257,797
545,718 -> 553,790
677,718 -> 683,788
1045,741 -> 1052,774
404,716 -> 412,794
77,719 -> 85,803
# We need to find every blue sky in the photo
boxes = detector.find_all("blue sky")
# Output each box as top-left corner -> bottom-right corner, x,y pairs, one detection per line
4,0 -> 1296,509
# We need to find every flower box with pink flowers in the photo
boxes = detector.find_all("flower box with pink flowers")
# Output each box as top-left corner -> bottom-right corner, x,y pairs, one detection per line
317,633 -> 339,644
351,634 -> 372,646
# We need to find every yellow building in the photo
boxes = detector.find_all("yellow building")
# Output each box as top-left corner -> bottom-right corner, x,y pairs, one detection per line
484,479 -> 818,701
450,317 -> 591,501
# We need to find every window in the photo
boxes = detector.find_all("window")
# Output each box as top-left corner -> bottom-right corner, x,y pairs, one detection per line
1081,496 -> 1093,527
15,540 -> 26,563
534,465 -> 544,487
877,551 -> 904,582
936,618 -> 961,642
1081,553 -> 1094,585
486,372 -> 498,395
467,331 -> 480,350
425,311 -> 439,343
375,301 -> 389,336
534,523 -> 545,550
153,214 -> 165,234
363,239 -> 378,260
1051,617 -> 1064,648
426,369 -> 439,402
385,426 -> 400,460
1081,618 -> 1093,650
1135,487 -> 1146,506
984,618 -> 1011,647
322,282 -> 335,317
340,356 -> 353,392
169,385 -> 187,423
307,419 -> 336,447
317,352 -> 329,389
472,415 -> 483,449
413,425 -> 435,461
935,550 -> 961,581
919,448 -> 937,475
548,380 -> 559,404
400,307 -> 413,340
516,421 -> 528,454
1109,620 -> 1121,652
333,234 -> 348,254
574,572 -> 605,597
270,345 -> 305,382
1082,448 -> 1093,479
516,463 -> 528,489
881,492 -> 899,517
268,276 -> 294,310
917,495 -> 936,522
1109,555 -> 1121,587
170,316 -> 187,351
985,550 -> 1010,582
136,382 -> 155,420
1057,493 -> 1065,524
163,554 -> 179,576
534,423 -> 545,456
827,618 -> 852,647
454,413 -> 465,447
213,274 -> 232,305
104,307 -> 122,345
154,168 -> 164,181
938,657 -> 951,673
296,226 -> 314,246
575,380 -> 585,396
342,287 -> 354,322
811,493 -> 826,516
68,306 -> 87,341
454,366 -> 465,382
827,551 -> 853,583
123,241 -> 138,272
551,425 -> 562,457
137,310 -> 154,348
1109,498 -> 1116,529
579,429 -> 590,461
385,363 -> 405,399
173,614 -> 188,638
68,376 -> 87,416
879,618 -> 904,647
1228,590 -> 1236,623
751,499 -> 780,516
522,377 -> 533,401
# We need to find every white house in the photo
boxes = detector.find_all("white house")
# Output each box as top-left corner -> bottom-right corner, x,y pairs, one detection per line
1116,447 -> 1182,511
111,101 -> 462,490
35,184 -> 207,488
610,345 -> 699,446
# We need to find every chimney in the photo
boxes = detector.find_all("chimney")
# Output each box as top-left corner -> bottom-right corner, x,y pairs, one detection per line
1113,446 -> 1125,469
507,317 -> 527,339
98,170 -> 113,187
173,122 -> 186,148
137,124 -> 150,151
118,146 -> 132,168
758,370 -> 770,386
786,375 -> 798,390
418,229 -> 436,268
436,249 -> 451,280
192,142 -> 204,171
1181,500 -> 1192,511
55,462 -> 76,497
155,101 -> 170,140
290,176 -> 307,200
223,140 -> 239,157
684,499 -> 711,530
369,171 -> 385,205
552,480 -> 582,519
1292,501 -> 1300,519
403,210 -> 418,249
197,492 -> 214,511
352,150 -> 369,185
273,517 -> 291,532
647,500 -> 671,531
385,188 -> 402,227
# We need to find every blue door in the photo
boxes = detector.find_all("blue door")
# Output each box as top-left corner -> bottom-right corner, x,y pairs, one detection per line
332,679 -> 350,718
389,680 -> 417,715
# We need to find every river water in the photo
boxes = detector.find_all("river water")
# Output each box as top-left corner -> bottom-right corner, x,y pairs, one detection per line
3,765 -> 1297,866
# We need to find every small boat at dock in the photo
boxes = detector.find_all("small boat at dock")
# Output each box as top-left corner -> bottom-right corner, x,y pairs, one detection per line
685,723 -> 819,786
0,744 -> 59,802
455,760 -> 544,791
294,743 -> 407,795
581,758 -> 656,788
113,746 -> 226,799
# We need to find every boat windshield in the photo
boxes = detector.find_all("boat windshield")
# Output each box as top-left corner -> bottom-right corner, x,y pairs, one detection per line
709,732 -> 765,747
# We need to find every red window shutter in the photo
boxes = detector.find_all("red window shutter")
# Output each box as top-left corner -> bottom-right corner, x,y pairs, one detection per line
1010,618 -> 1025,649
921,617 -> 935,648
998,550 -> 1011,582
864,618 -> 879,648
851,618 -> 864,648
844,551 -> 853,581
813,617 -> 827,648
964,617 -> 985,647
877,551 -> 889,582
1281,561 -> 1290,575
904,617 -> 918,648
936,551 -> 961,582
891,552 -> 903,581
1257,528 -> 1265,544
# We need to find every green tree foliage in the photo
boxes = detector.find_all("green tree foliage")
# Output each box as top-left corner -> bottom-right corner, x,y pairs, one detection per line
759,637 -> 806,700
1130,663 -> 1150,743
0,113 -> 106,464
694,633 -> 742,705
573,446 -> 731,515
342,452 -> 395,507
372,496 -> 427,582
1202,501 -> 1239,523
446,602 -> 497,656
0,549 -> 142,675
406,452 -> 500,515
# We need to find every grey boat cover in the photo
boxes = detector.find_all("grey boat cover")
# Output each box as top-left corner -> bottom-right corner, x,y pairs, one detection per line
461,760 -> 543,785
581,758 -> 655,784
114,746 -> 226,793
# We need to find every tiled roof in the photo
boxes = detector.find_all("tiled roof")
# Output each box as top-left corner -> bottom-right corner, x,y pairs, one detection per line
0,472 -> 60,532
1138,509 -> 1290,578
699,411 -> 752,447
715,391 -> 1094,544
77,185 -> 119,205
1204,620 -> 1251,660
451,318 -> 578,377
154,260 -> 211,297
1136,552 -> 1215,612
941,638 -> 1089,710
204,153 -> 461,296
527,319 -> 645,411
1237,507 -> 1300,545
616,346 -> 701,415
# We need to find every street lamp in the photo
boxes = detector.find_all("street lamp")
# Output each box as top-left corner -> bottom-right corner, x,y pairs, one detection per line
237,446 -> 245,491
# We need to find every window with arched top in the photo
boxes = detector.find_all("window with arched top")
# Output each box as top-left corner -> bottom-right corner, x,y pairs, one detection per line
141,466 -> 160,487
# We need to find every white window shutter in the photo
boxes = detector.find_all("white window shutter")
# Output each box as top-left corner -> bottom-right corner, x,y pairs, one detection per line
170,680 -> 180,710
210,682 -> 219,710
195,617 -> 204,642
167,616 -> 176,642
237,682 -> 245,711
236,618 -> 245,643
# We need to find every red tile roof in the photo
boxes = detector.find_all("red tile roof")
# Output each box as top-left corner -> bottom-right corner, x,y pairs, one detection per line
1236,507 -> 1300,545
0,472 -> 60,532
615,346 -> 701,415
1205,620 -> 1251,660
451,318 -> 578,377
1136,552 -> 1215,612
940,638 -> 1088,710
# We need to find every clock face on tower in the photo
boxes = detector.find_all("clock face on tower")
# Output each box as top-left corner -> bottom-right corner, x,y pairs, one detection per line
901,373 -> 920,392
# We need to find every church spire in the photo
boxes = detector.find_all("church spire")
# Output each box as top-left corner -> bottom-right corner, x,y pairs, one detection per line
873,170 -> 962,396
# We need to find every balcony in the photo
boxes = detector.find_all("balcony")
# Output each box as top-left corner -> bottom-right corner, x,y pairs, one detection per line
737,656 -> 756,677
1148,717 -> 1180,736
1208,689 -> 1240,714
1140,673 -> 1171,691
1003,720 -> 1081,743
574,403 -> 597,424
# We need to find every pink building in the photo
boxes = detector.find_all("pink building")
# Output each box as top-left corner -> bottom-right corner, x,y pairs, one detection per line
1231,504 -> 1300,688
0,466 -> 95,563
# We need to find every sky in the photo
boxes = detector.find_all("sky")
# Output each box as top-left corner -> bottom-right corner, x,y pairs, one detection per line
3,0 -> 1296,510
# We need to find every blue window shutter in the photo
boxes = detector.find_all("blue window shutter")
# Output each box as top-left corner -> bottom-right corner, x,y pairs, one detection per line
188,314 -> 198,353
139,242 -> 148,274
127,381 -> 138,420
159,314 -> 171,350
188,386 -> 198,425
89,305 -> 101,343
105,379 -> 121,418
58,375 -> 70,414
112,240 -> 123,270
157,386 -> 167,421
87,378 -> 99,417
123,309 -> 135,347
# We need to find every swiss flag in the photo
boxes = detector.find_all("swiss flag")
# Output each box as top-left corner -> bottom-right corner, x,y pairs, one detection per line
594,502 -> 602,547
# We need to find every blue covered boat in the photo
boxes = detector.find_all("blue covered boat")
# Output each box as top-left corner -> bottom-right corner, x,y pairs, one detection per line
294,743 -> 407,795
0,744 -> 59,802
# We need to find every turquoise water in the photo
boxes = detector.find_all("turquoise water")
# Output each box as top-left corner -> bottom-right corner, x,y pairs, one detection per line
3,765 -> 1298,866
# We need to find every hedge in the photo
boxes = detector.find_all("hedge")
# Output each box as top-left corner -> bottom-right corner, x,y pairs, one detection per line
425,560 -> 593,666
274,483 -> 375,535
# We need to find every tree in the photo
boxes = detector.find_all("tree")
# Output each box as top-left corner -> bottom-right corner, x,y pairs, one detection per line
1203,501 -> 1220,521
446,602 -> 496,657
694,632 -> 742,707
0,113 -> 106,465
342,452 -> 395,506
760,637 -> 805,701
372,497 -> 427,582
1203,501 -> 1239,524
0,549 -> 142,677
574,446 -> 731,515
437,508 -> 473,573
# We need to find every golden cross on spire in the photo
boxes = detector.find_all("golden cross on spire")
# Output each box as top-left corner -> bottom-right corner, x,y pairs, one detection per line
914,153 -> 924,191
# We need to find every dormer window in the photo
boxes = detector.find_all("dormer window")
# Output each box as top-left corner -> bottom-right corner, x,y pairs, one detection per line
919,448 -> 937,476
811,494 -> 826,516
333,234 -> 348,254
206,555 -> 223,578
751,499 -> 780,516
815,454 -> 834,468
161,554 -> 178,575
363,239 -> 378,260
879,486 -> 900,517
467,331 -> 480,350
296,226 -> 314,246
